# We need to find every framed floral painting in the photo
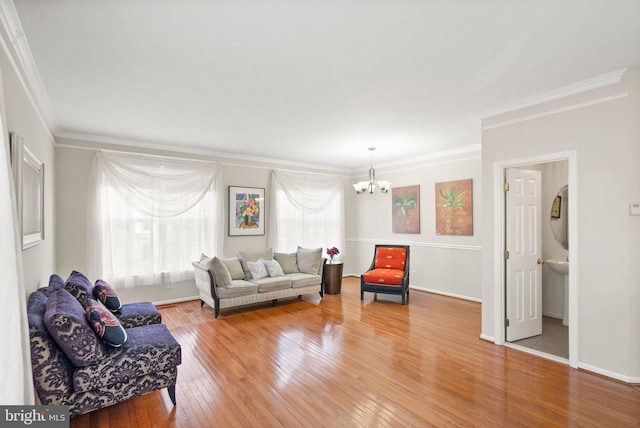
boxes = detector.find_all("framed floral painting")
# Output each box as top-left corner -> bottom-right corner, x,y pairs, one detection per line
229,186 -> 265,236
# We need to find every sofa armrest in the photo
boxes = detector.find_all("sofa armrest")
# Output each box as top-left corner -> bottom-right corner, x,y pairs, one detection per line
192,261 -> 219,300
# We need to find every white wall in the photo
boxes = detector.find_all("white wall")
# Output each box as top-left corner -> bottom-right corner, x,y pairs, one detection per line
0,33 -> 56,293
481,69 -> 640,381
345,150 -> 483,301
55,138 -> 352,304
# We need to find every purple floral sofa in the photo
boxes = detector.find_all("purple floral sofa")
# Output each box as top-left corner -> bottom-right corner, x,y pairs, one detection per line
28,272 -> 182,416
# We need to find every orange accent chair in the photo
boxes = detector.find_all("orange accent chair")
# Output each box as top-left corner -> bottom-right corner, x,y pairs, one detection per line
360,245 -> 410,304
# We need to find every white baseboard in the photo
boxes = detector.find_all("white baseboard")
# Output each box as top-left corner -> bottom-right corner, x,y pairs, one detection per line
542,310 -> 564,319
479,334 -> 495,343
578,362 -> 640,384
410,285 -> 481,303
154,295 -> 200,306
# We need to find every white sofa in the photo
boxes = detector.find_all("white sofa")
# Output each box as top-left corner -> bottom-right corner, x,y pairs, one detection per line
192,247 -> 325,318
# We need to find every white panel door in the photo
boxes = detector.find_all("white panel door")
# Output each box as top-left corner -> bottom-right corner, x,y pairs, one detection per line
506,168 -> 542,342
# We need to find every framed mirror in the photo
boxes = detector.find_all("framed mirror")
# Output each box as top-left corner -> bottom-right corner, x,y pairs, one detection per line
550,185 -> 568,250
10,132 -> 45,249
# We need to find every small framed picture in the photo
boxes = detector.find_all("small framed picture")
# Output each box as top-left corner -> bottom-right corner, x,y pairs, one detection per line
551,195 -> 562,218
228,186 -> 265,236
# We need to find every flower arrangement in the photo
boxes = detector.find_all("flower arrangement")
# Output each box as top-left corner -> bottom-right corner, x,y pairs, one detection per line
326,246 -> 340,263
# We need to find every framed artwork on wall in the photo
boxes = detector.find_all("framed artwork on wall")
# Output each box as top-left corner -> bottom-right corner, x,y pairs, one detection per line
10,132 -> 45,249
551,195 -> 562,218
435,178 -> 473,236
228,186 -> 265,236
392,185 -> 420,234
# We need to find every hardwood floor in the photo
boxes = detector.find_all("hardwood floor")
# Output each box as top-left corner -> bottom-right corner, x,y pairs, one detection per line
70,277 -> 640,427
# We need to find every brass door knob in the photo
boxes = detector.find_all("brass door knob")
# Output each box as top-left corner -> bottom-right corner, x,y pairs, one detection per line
537,258 -> 544,264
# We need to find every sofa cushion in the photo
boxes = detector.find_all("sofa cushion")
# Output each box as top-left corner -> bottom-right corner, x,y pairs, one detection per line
44,289 -> 107,367
200,254 -> 233,287
374,247 -> 407,270
252,276 -> 292,293
238,248 -> 273,279
297,246 -> 322,275
64,270 -> 94,308
85,298 -> 128,347
222,257 -> 245,280
72,323 -> 181,394
263,259 -> 285,277
116,302 -> 162,328
274,252 -> 298,274
247,259 -> 269,280
215,280 -> 259,299
363,268 -> 405,285
286,272 -> 322,289
93,279 -> 122,313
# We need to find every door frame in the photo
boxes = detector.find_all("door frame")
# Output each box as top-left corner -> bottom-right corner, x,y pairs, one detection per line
492,150 -> 578,368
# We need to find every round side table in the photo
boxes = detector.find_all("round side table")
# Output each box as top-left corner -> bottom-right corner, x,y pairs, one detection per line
323,263 -> 343,294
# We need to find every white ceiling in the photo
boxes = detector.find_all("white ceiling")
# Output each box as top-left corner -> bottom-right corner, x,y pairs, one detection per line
9,0 -> 640,170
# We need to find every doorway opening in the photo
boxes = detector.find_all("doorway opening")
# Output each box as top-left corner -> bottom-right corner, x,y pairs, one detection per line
493,151 -> 577,368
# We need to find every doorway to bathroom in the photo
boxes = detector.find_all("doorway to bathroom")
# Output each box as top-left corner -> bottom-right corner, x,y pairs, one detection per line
495,151 -> 577,367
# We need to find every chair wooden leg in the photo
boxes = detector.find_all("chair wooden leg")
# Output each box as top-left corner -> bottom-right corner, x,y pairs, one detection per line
200,300 -> 205,307
167,384 -> 176,405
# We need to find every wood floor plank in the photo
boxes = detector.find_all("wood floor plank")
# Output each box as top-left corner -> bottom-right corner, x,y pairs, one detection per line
70,277 -> 640,427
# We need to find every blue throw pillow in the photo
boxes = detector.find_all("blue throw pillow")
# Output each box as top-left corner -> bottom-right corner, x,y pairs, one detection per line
93,279 -> 122,313
85,298 -> 128,347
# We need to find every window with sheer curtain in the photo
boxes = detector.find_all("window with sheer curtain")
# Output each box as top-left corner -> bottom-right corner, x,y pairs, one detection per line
87,151 -> 223,288
268,170 -> 345,256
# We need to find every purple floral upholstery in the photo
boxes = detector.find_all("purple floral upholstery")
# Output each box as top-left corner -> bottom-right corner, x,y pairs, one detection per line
64,271 -> 94,308
116,302 -> 161,328
44,289 -> 107,367
28,288 -> 181,416
72,324 -> 180,393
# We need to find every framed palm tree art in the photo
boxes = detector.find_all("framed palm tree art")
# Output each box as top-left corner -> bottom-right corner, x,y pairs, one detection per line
435,179 -> 473,236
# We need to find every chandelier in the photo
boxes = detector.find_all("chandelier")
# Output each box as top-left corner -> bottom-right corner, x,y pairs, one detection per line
353,147 -> 391,194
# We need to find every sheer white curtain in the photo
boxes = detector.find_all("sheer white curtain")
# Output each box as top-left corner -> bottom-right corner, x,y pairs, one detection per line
0,73 -> 34,404
269,170 -> 345,256
87,151 -> 223,288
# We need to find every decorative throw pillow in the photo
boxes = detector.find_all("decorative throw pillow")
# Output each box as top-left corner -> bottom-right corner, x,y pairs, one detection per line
274,252 -> 298,274
49,274 -> 65,290
222,257 -> 245,280
44,289 -> 107,367
263,259 -> 285,277
238,248 -> 273,279
211,257 -> 233,287
296,246 -> 322,275
64,270 -> 94,308
93,279 -> 122,313
85,298 -> 128,347
247,259 -> 269,280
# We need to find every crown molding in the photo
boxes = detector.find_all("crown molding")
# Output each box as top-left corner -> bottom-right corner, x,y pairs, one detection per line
480,68 -> 628,119
55,130 -> 354,174
0,0 -> 58,132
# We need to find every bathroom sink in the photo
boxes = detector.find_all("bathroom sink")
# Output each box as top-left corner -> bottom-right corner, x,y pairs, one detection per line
546,258 -> 569,275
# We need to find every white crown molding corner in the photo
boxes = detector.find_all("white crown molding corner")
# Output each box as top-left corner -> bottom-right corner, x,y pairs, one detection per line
0,0 -> 59,133
480,68 -> 628,119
